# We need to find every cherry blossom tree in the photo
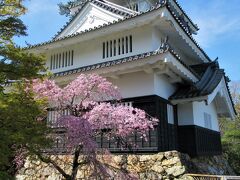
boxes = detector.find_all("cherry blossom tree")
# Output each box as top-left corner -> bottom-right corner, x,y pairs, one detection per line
31,74 -> 157,180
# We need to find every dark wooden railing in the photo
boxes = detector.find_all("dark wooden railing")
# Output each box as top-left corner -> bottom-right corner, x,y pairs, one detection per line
45,100 -> 159,153
97,128 -> 159,153
44,129 -> 159,154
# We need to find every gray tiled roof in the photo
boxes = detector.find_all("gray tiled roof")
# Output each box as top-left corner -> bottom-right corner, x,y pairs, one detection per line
170,62 -> 224,99
170,61 -> 236,114
69,0 -> 199,30
172,0 -> 199,30
24,1 -> 211,62
53,0 -> 136,39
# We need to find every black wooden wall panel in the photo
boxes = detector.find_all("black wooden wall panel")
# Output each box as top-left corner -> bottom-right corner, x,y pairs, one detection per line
178,125 -> 222,157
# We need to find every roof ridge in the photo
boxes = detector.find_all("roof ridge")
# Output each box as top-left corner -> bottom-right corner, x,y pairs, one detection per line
101,0 -> 137,14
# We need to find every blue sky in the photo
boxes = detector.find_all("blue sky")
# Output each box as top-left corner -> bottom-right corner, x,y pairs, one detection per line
14,0 -> 240,81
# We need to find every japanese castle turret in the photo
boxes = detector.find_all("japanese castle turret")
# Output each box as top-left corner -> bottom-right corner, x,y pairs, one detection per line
26,0 -> 236,157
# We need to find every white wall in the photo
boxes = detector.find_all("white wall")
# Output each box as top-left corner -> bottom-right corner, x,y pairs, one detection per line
107,72 -> 177,100
109,71 -> 155,98
46,26 -> 154,74
192,101 -> 219,131
152,27 -> 165,50
178,101 -> 220,132
178,103 -> 194,126
62,4 -> 122,38
154,74 -> 176,99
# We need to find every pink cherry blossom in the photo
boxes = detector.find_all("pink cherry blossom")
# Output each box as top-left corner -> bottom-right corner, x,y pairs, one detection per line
31,73 -> 158,150
30,73 -> 158,179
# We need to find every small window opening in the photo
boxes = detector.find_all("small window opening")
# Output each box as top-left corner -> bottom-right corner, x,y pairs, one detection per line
59,54 -> 61,68
53,54 -> 56,69
122,38 -> 125,54
50,56 -> 53,70
71,50 -> 74,65
68,51 -> 71,66
110,40 -> 112,57
65,52 -> 68,67
103,42 -> 105,59
106,41 -> 109,58
114,40 -> 116,56
130,35 -> 133,52
126,36 -> 128,53
56,54 -> 58,68
118,38 -> 121,55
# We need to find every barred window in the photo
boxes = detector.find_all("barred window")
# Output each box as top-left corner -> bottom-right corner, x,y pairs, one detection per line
103,35 -> 133,59
167,104 -> 174,124
50,50 -> 74,70
204,113 -> 212,129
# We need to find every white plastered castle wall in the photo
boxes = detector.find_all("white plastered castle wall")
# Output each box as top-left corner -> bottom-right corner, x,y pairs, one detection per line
178,103 -> 194,126
177,101 -> 220,132
45,26 -> 154,74
109,72 -> 155,99
58,3 -> 123,38
192,101 -> 219,131
154,74 -> 176,100
106,72 -> 177,100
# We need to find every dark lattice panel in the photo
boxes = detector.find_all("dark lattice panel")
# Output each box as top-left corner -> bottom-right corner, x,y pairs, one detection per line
95,129 -> 159,152
178,125 -> 222,157
195,126 -> 222,156
121,95 -> 178,152
168,124 -> 178,150
157,100 -> 168,151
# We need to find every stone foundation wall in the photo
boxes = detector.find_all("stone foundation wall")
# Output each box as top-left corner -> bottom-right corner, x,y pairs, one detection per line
16,151 -> 235,180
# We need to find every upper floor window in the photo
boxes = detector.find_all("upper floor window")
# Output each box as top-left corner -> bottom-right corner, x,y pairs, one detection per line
50,50 -> 74,70
167,104 -> 174,124
102,35 -> 133,59
204,112 -> 212,129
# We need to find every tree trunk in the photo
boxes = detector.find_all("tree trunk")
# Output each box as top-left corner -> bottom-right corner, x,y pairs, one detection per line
70,146 -> 81,180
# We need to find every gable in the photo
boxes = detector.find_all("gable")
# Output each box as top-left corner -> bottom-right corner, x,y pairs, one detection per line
57,2 -> 124,39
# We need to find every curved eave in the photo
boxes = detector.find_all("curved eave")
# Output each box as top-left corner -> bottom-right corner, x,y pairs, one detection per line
51,49 -> 199,85
170,77 -> 236,119
170,0 -> 199,32
164,5 -> 210,62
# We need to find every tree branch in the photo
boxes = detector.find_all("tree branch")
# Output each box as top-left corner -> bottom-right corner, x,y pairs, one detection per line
36,153 -> 71,179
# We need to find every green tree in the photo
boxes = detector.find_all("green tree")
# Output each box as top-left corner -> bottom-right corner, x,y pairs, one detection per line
0,0 -> 46,91
0,84 -> 51,178
221,82 -> 240,175
0,0 -> 50,178
222,117 -> 240,175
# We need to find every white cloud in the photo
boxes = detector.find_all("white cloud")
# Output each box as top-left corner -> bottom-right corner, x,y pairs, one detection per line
190,1 -> 240,48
